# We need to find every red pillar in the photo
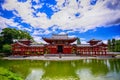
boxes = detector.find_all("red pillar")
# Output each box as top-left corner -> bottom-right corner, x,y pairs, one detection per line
105,48 -> 107,55
101,47 -> 103,55
93,48 -> 95,56
95,48 -> 96,55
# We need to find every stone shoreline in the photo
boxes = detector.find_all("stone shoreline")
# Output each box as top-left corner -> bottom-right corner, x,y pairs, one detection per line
1,52 -> 120,61
2,55 -> 120,61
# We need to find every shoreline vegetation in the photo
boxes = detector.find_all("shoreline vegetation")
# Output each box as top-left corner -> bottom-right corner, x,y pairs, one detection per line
0,67 -> 23,80
0,60 -> 42,80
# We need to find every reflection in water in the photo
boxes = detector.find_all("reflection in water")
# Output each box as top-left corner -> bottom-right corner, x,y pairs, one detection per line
76,69 -> 120,80
44,61 -> 50,67
25,69 -> 44,80
71,62 -> 76,67
25,59 -> 120,80
76,69 -> 98,80
42,61 -> 79,80
106,60 -> 110,69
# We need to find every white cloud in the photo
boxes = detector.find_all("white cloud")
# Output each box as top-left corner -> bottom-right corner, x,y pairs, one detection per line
0,17 -> 32,32
33,5 -> 43,9
59,32 -> 67,34
33,0 -> 120,32
32,29 -> 51,37
0,16 -> 19,29
32,0 -> 40,4
80,38 -> 88,44
2,0 -> 50,29
32,35 -> 47,43
114,35 -> 120,40
51,0 -> 120,32
71,36 -> 88,44
21,27 -> 33,32
1,0 -> 120,42
80,38 -> 86,41
68,35 -> 76,38
2,0 -> 120,32
103,40 -> 108,44
43,30 -> 51,35
81,41 -> 87,44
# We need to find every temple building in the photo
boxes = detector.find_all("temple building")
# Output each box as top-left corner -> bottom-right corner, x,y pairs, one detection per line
77,39 -> 108,56
12,34 -> 108,56
43,34 -> 77,54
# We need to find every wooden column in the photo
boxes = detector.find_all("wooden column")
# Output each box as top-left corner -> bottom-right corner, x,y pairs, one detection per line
101,47 -> 103,55
83,48 -> 85,55
91,48 -> 93,56
105,48 -> 106,55
92,48 -> 94,56
95,47 -> 97,55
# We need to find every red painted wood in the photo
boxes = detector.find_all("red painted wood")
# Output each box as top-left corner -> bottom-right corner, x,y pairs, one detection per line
12,38 -> 108,56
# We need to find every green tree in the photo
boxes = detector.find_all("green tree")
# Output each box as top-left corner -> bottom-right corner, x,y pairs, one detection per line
115,40 -> 120,52
17,30 -> 33,40
118,40 -> 120,52
108,39 -> 120,52
0,28 -> 33,55
1,28 -> 14,44
0,36 -> 3,52
107,39 -> 111,51
2,44 -> 12,55
1,28 -> 33,45
111,38 -> 116,52
77,38 -> 81,44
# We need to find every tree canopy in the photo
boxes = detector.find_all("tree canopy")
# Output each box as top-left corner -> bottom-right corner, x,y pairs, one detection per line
0,28 -> 33,53
1,28 -> 33,44
77,37 -> 81,45
107,39 -> 120,52
0,28 -> 33,44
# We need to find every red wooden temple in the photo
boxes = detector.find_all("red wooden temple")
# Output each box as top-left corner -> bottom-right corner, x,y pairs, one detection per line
12,34 -> 108,56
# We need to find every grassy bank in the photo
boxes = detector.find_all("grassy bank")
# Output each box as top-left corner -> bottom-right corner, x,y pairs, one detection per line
0,67 -> 23,80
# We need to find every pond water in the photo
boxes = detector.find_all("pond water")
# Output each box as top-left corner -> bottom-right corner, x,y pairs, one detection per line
25,59 -> 120,80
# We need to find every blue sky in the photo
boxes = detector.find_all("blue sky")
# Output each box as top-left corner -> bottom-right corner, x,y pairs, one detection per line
0,0 -> 120,43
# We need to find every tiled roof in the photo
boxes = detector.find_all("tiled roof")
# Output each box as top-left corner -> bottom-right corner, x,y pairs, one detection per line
77,44 -> 91,47
93,41 -> 107,46
17,42 -> 28,47
43,34 -> 76,40
52,34 -> 68,39
88,39 -> 101,43
30,44 -> 44,47
16,42 -> 44,47
19,39 -> 31,41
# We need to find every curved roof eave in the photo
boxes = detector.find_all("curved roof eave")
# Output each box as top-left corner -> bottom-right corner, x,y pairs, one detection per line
42,38 -> 77,43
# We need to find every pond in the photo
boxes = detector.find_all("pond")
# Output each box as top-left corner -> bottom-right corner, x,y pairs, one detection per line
0,59 -> 120,80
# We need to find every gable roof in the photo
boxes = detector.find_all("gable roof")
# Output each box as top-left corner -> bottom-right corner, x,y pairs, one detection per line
88,39 -> 101,43
12,42 -> 28,47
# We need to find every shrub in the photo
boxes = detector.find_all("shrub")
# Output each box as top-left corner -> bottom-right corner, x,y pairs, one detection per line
0,67 -> 23,80
2,44 -> 12,55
